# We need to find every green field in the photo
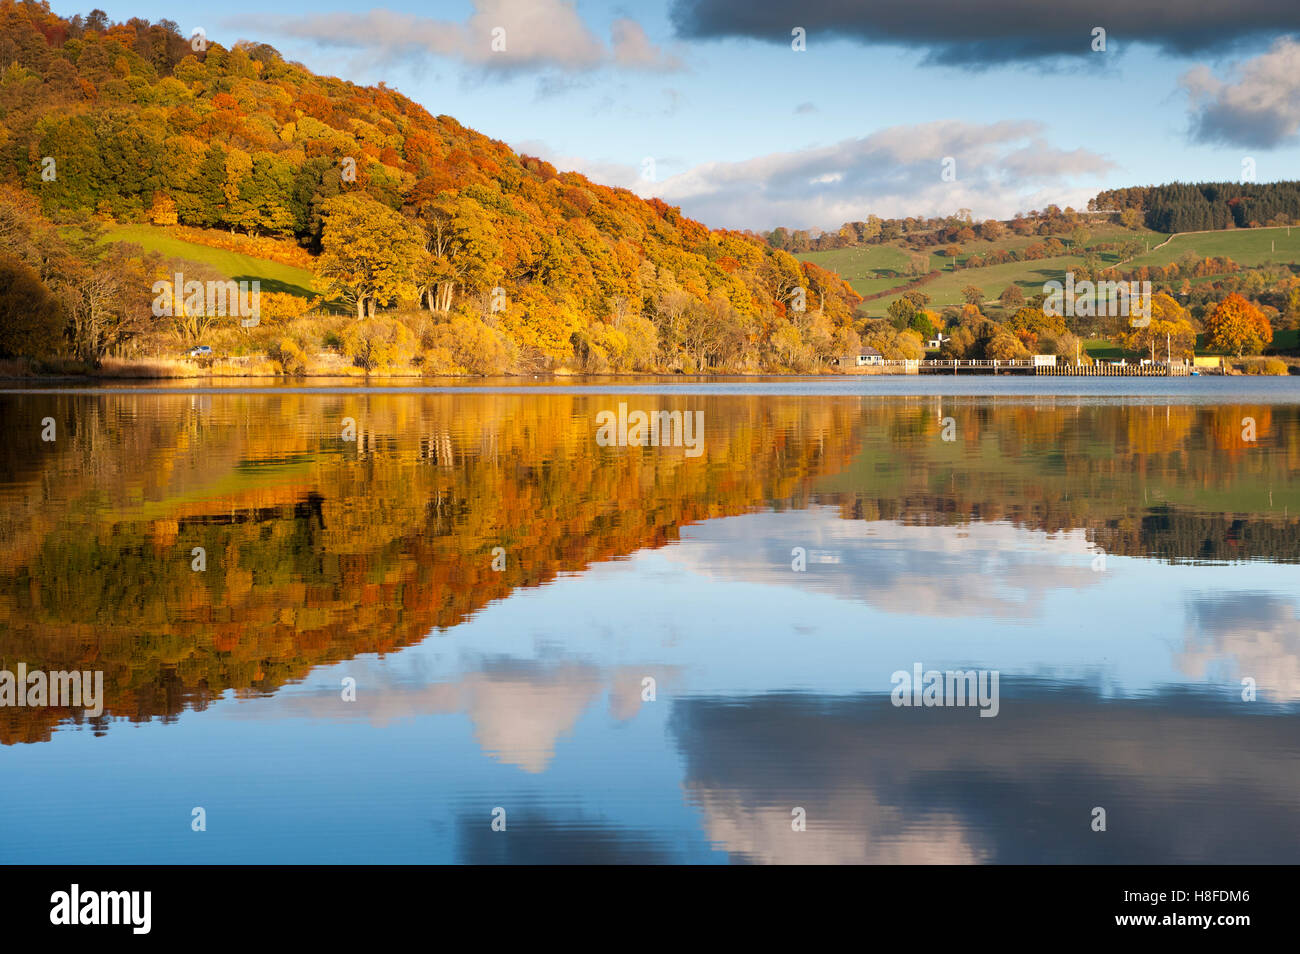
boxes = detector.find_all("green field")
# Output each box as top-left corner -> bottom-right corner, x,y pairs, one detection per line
880,255 -> 1087,310
1125,226 -> 1300,269
103,224 -> 317,297
797,224 -> 1300,316
798,223 -> 1170,312
797,244 -> 919,298
1268,328 -> 1300,353
1082,337 -> 1124,360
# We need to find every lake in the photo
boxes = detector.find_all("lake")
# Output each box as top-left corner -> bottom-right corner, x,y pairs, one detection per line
1,378 -> 1298,863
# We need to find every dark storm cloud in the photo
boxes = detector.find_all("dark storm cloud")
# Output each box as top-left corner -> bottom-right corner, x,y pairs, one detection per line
669,0 -> 1300,65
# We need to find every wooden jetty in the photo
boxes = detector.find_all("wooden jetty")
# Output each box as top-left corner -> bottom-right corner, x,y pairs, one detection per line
847,359 -> 1195,376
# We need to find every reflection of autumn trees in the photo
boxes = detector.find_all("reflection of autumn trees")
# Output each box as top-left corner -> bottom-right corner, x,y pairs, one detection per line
3,395 -> 1297,744
819,402 -> 1300,558
0,394 -> 861,743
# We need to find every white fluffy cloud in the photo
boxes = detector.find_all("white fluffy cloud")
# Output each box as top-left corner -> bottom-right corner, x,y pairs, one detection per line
230,1 -> 679,74
1182,37 -> 1300,148
525,120 -> 1114,231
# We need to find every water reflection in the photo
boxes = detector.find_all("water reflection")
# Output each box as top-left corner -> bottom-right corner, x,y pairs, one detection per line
672,687 -> 1300,864
0,391 -> 1297,863
666,510 -> 1105,619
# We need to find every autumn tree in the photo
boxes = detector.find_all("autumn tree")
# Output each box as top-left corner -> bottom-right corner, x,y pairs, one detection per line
1120,292 -> 1196,361
886,297 -> 916,330
408,190 -> 502,313
424,312 -> 516,374
985,330 -> 1031,360
862,324 -> 924,361
39,218 -> 160,364
0,4 -> 867,373
961,285 -> 984,306
317,194 -> 424,318
340,315 -> 416,371
1009,306 -> 1066,339
0,254 -> 63,359
156,260 -> 229,345
1204,293 -> 1272,357
756,250 -> 805,313
148,193 -> 178,225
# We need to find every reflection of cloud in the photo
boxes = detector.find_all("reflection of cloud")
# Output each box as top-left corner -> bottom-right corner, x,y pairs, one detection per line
672,687 -> 1300,863
1180,593 -> 1300,700
667,508 -> 1103,620
454,807 -> 676,864
234,657 -> 672,773
689,788 -> 984,865
459,663 -> 604,773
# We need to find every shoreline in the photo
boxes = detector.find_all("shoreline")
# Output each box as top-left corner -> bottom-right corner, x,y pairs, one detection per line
6,376 -> 1300,399
2,355 -> 1294,384
0,365 -> 1293,385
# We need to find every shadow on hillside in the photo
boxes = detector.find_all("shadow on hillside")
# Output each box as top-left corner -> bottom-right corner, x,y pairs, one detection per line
232,274 -> 315,298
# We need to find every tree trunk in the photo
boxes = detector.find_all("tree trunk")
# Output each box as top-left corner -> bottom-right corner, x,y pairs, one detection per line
357,298 -> 365,320
436,282 -> 455,312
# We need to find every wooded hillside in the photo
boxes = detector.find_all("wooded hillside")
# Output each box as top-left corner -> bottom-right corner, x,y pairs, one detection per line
0,1 -> 862,373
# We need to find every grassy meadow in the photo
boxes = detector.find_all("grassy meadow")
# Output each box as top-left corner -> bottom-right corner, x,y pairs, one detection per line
793,223 -> 1300,315
102,224 -> 319,297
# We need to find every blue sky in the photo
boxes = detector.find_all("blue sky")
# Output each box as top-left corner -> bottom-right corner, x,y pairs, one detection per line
70,1 -> 1300,231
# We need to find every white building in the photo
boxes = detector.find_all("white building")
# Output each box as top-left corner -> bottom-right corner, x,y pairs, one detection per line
854,348 -> 884,366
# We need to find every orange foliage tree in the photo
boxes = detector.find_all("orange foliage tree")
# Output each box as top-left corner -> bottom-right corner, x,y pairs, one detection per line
1205,293 -> 1272,357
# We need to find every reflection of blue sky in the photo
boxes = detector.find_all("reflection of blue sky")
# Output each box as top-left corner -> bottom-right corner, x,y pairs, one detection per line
3,507 -> 1297,863
251,506 -> 1296,703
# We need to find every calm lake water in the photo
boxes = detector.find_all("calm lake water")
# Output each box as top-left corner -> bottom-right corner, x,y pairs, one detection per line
1,379 -> 1298,863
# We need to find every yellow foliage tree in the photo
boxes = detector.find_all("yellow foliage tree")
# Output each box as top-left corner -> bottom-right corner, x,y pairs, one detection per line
1120,292 -> 1196,361
340,315 -> 416,371
317,194 -> 425,318
148,193 -> 178,225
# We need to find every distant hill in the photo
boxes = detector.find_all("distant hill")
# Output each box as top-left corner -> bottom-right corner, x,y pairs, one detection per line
800,224 -> 1300,314
1092,182 -> 1300,232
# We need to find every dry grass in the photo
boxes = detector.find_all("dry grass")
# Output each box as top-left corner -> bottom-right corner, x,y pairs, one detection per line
96,358 -> 202,378
207,358 -> 281,376
0,358 -> 38,377
1239,356 -> 1292,375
